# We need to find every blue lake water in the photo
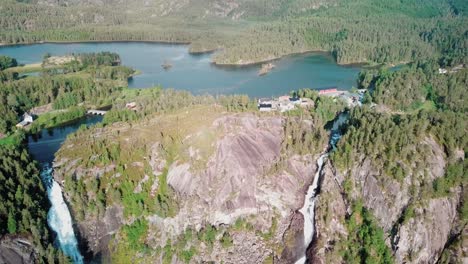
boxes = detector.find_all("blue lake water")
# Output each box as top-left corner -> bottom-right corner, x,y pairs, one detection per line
0,42 -> 362,97
27,115 -> 103,164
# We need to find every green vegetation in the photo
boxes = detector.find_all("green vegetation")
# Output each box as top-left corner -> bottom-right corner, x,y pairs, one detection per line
123,219 -> 148,251
0,52 -> 133,134
331,62 -> 466,262
359,62 -> 467,112
334,65 -> 467,183
0,131 -> 25,146
432,159 -> 467,197
0,55 -> 17,70
0,0 -> 466,66
29,106 -> 87,132
0,145 -> 69,263
340,201 -> 393,264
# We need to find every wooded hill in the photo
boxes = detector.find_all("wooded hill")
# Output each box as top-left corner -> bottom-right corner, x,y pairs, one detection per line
0,0 -> 466,66
0,52 -> 133,134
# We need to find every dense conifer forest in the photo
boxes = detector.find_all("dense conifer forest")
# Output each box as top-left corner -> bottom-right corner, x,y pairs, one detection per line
0,146 -> 70,263
0,0 -> 466,65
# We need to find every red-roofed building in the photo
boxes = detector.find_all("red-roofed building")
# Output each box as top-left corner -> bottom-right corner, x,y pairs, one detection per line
318,88 -> 338,95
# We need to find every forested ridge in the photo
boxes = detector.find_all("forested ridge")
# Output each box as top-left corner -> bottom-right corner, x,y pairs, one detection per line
0,0 -> 466,65
328,62 -> 467,263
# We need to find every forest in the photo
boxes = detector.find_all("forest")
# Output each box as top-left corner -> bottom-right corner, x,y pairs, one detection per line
0,0 -> 466,66
335,62 -> 466,192
0,52 -> 134,134
0,145 -> 70,263
330,64 -> 467,262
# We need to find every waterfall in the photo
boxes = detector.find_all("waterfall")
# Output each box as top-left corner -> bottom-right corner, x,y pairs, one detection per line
41,165 -> 83,264
295,154 -> 328,264
295,112 -> 349,264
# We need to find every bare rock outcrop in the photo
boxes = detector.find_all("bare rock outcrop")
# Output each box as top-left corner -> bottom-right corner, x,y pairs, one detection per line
154,114 -> 319,262
394,193 -> 462,263
54,111 -> 324,263
313,136 -> 464,264
313,160 -> 347,264
75,205 -> 124,260
0,235 -> 35,264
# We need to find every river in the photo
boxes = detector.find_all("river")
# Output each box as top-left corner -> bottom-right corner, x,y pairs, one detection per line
27,116 -> 103,264
0,42 -> 362,97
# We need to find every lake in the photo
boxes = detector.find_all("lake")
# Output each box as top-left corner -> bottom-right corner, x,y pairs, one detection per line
0,42 -> 362,97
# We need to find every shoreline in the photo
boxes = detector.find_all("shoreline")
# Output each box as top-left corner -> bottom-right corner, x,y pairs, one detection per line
212,49 -> 376,68
0,40 -> 383,68
212,49 -> 330,67
0,39 -> 191,48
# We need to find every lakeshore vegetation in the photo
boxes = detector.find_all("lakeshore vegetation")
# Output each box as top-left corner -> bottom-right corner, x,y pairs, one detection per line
0,0 -> 466,66
0,52 -> 134,136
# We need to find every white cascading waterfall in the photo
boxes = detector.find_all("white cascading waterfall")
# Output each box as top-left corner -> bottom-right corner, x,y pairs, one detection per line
295,111 -> 349,264
295,154 -> 328,264
41,166 -> 84,264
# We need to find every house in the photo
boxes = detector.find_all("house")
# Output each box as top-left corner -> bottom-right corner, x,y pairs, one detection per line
300,98 -> 314,108
259,104 -> 273,112
318,88 -> 338,95
16,113 -> 34,128
438,68 -> 448,74
258,98 -> 274,111
125,102 -> 137,110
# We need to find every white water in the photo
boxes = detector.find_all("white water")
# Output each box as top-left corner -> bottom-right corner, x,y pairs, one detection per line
41,166 -> 84,264
295,112 -> 349,264
295,154 -> 328,264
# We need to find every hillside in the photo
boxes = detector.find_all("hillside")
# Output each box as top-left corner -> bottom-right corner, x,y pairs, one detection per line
45,65 -> 467,263
52,94 -> 333,262
1,0 -> 466,65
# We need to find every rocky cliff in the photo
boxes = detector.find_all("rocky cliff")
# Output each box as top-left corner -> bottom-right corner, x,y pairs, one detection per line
53,107 -> 328,263
0,235 -> 35,264
313,137 -> 466,263
52,103 -> 466,263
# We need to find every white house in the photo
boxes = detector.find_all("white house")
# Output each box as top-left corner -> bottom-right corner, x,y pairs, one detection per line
16,113 -> 34,128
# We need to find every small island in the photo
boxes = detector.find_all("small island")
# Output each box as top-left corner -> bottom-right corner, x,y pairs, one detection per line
162,60 -> 172,70
258,63 -> 275,76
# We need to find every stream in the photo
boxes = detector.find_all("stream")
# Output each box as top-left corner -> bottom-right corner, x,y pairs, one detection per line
295,112 -> 349,264
28,116 -> 103,263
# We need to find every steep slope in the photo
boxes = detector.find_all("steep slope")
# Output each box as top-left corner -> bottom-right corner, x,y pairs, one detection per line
53,103 -> 330,262
312,66 -> 467,263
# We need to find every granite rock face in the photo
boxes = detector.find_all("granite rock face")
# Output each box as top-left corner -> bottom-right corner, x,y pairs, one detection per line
156,114 -> 319,263
313,137 -> 465,264
0,236 -> 35,264
55,113 -> 324,263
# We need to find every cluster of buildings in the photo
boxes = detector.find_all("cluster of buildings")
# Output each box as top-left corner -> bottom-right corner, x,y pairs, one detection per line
258,88 -> 366,112
438,64 -> 465,74
318,88 -> 365,107
258,95 -> 314,112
